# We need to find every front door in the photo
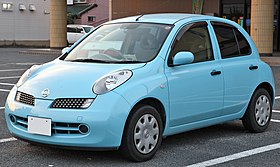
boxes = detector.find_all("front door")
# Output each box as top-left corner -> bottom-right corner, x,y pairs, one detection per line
165,22 -> 224,127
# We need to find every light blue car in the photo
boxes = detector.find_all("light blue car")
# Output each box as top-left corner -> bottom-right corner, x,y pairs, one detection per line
5,14 -> 275,161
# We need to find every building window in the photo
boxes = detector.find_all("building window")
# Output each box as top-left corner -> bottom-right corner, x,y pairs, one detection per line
2,3 -> 13,11
88,16 -> 96,22
74,0 -> 87,4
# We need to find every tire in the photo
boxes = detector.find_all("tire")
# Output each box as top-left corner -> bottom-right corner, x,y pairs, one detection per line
242,88 -> 272,133
121,105 -> 163,162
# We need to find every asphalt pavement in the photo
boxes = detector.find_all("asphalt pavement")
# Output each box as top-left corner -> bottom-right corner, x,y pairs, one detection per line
0,48 -> 280,167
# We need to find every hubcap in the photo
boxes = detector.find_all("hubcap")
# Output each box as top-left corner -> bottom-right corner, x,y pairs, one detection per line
134,114 -> 159,154
255,95 -> 271,126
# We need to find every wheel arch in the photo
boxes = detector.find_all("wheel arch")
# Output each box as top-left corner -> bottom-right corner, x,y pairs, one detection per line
254,82 -> 274,105
122,97 -> 167,137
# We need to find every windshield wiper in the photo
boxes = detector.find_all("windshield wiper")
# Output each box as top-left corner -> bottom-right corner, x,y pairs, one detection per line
69,59 -> 113,63
115,60 -> 145,64
69,59 -> 145,64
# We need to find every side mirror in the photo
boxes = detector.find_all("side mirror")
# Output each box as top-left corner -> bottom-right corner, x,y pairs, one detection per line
172,51 -> 194,66
61,47 -> 70,54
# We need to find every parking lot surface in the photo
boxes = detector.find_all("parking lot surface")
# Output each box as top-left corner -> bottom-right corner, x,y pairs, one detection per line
0,48 -> 280,167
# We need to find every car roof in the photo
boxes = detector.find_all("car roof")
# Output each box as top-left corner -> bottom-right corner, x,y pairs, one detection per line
107,13 -> 220,25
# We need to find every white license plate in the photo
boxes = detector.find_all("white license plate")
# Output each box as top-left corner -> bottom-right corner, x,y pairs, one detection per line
28,116 -> 51,136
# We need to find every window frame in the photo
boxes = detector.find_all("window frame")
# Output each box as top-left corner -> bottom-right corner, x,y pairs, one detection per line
88,16 -> 96,22
211,21 -> 252,59
168,21 -> 215,66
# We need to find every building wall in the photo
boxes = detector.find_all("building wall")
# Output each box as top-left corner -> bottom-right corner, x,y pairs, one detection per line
77,0 -> 109,26
0,0 -> 50,47
111,0 -> 220,19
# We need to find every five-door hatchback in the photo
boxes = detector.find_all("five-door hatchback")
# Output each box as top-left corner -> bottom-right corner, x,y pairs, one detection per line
5,14 -> 275,161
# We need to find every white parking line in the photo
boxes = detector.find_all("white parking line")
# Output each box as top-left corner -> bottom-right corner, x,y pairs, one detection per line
275,96 -> 280,100
0,137 -> 17,144
186,143 -> 280,167
0,89 -> 10,92
271,119 -> 280,123
0,107 -> 4,110
0,69 -> 26,72
273,110 -> 280,114
0,82 -> 15,86
0,76 -> 21,80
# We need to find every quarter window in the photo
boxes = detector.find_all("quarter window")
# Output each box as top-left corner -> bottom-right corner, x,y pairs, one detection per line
170,22 -> 214,64
234,29 -> 251,55
212,22 -> 251,59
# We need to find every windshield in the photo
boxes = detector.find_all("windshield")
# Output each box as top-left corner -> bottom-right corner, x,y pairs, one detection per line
64,23 -> 172,63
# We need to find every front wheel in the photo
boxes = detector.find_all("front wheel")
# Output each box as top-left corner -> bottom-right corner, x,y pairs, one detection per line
242,88 -> 272,133
121,105 -> 163,162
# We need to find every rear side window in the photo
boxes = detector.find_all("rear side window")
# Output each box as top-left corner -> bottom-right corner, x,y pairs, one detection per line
234,29 -> 251,55
212,22 -> 251,59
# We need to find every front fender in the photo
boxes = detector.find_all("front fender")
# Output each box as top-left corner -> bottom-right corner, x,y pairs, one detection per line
113,59 -> 170,135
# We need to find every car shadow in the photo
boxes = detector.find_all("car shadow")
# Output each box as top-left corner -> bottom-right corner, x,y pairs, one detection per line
22,120 -> 252,166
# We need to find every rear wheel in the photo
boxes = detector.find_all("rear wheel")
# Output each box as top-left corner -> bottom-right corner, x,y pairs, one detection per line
121,105 -> 163,162
242,88 -> 272,133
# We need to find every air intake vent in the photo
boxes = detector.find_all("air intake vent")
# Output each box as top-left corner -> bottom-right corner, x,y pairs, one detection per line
15,91 -> 35,106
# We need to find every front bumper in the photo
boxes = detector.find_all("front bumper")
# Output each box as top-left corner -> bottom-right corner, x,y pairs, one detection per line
5,86 -> 132,148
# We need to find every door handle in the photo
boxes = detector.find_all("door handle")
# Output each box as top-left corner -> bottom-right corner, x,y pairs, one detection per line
249,65 -> 258,70
211,70 -> 221,76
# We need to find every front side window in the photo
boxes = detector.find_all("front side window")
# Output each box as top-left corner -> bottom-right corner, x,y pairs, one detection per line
63,23 -> 172,63
67,27 -> 77,33
77,28 -> 83,33
170,22 -> 214,64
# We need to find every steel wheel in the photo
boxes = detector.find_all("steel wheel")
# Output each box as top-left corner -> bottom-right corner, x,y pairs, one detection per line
255,95 -> 271,126
242,88 -> 272,133
121,105 -> 163,161
134,114 -> 159,154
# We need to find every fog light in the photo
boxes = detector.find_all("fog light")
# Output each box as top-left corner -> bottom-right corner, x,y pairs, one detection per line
10,115 -> 16,124
78,124 -> 89,134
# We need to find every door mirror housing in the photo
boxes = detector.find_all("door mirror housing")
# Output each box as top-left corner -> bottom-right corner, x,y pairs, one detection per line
172,51 -> 194,66
61,47 -> 70,54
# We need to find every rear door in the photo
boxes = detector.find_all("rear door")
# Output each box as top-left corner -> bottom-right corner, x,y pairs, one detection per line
211,21 -> 259,115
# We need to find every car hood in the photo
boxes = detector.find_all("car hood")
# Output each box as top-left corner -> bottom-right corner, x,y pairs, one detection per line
18,60 -> 146,99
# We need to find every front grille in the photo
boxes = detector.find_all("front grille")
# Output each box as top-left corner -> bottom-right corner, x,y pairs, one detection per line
50,98 -> 93,109
15,91 -> 35,106
12,115 -> 86,135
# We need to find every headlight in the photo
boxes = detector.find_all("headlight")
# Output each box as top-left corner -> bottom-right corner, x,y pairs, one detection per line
93,70 -> 132,95
17,65 -> 42,87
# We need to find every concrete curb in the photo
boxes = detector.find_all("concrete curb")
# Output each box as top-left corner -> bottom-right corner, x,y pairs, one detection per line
19,49 -> 61,56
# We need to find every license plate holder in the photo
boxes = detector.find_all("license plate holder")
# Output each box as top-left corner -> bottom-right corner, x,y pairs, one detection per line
28,116 -> 51,136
